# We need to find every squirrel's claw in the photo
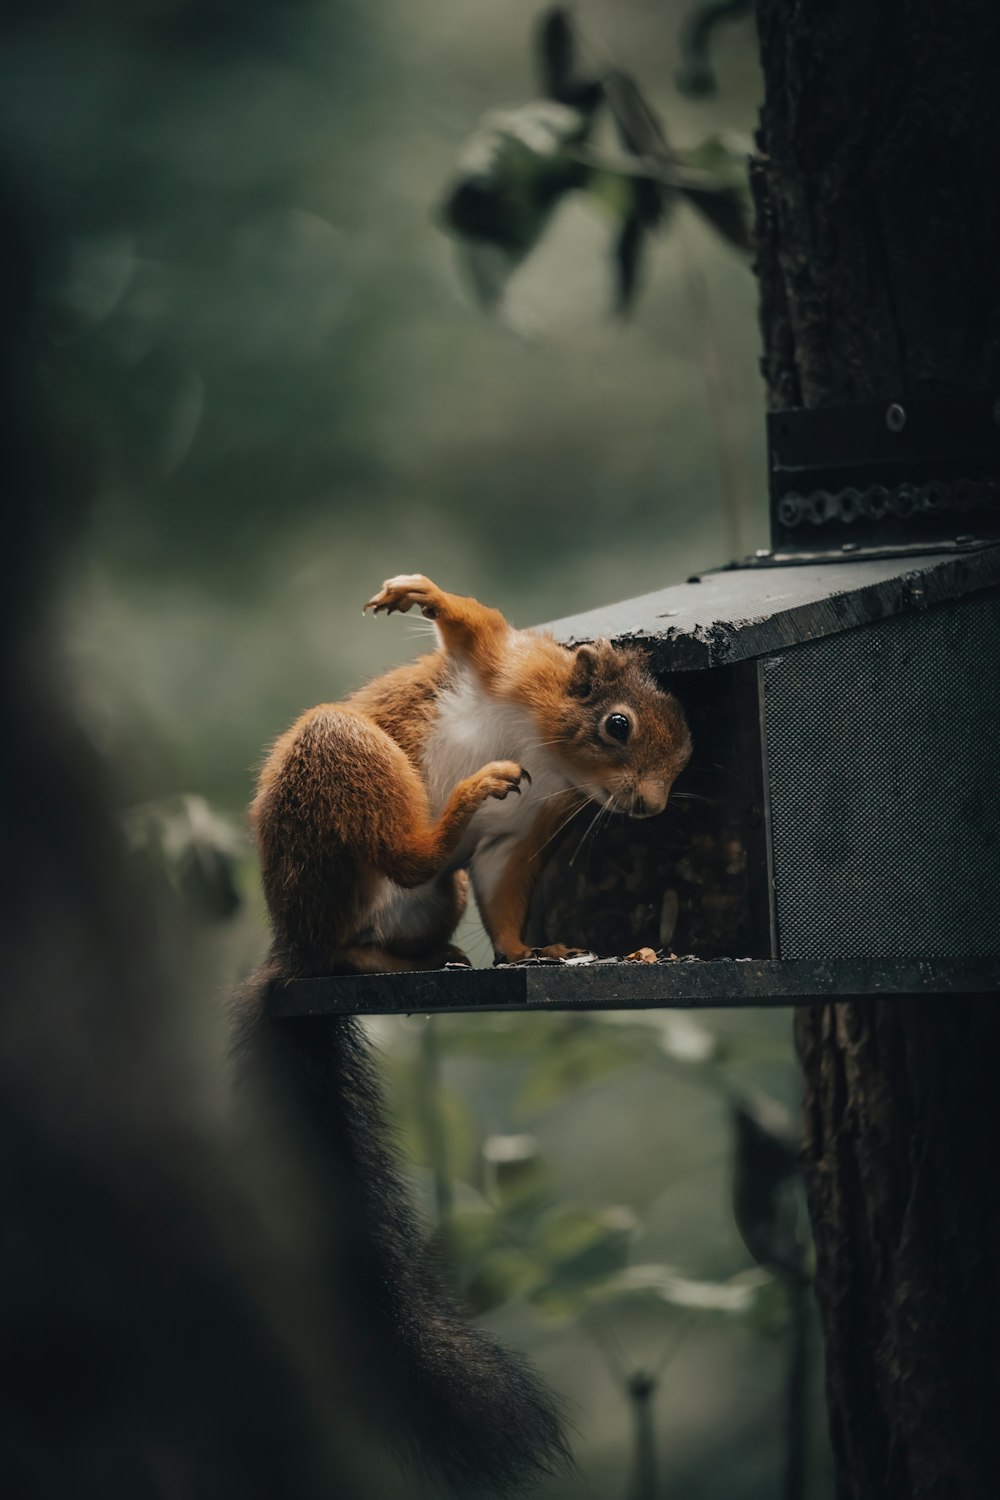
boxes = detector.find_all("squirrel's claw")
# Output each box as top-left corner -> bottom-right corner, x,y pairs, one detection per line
478,762 -> 530,802
364,574 -> 440,618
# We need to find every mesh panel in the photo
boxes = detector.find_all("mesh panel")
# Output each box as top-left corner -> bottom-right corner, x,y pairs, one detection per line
763,591 -> 1000,958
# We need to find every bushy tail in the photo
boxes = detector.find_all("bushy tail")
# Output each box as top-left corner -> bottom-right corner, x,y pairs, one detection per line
231,960 -> 570,1494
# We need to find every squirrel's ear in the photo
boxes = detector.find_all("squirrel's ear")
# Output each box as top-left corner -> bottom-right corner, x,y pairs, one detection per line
568,644 -> 599,698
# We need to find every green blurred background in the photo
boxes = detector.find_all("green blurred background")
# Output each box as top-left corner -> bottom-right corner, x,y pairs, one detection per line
4,0 -> 832,1494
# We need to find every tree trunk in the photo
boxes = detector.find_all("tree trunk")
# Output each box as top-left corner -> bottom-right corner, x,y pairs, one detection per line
753,1 -> 1000,410
753,4 -> 1000,1496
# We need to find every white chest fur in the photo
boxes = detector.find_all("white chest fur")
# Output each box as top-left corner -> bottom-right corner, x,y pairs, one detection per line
422,665 -> 572,893
361,665 -> 580,950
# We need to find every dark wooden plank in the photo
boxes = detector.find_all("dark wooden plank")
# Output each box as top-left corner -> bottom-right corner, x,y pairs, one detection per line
270,958 -> 1000,1018
271,965 -> 529,1017
540,547 -> 1000,670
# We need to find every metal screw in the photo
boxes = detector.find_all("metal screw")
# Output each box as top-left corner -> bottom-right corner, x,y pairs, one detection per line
955,534 -> 974,546
841,541 -> 858,552
838,487 -> 861,522
886,402 -> 907,433
754,547 -> 772,558
778,495 -> 802,527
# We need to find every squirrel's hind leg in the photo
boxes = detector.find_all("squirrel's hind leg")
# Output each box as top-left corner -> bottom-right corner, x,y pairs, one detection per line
357,870 -> 470,972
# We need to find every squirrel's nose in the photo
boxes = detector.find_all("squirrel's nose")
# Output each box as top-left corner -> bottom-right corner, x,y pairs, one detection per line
635,778 -> 668,817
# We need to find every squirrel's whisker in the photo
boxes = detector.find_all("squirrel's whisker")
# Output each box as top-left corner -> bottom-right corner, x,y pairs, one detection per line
537,784 -> 589,803
535,800 -> 588,856
569,801 -> 608,866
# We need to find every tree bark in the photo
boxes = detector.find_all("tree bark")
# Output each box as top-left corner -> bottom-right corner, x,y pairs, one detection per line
753,1 -> 1000,410
754,4 -> 1000,1496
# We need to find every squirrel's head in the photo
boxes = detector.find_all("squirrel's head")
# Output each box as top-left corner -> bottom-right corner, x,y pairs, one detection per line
551,640 -> 692,817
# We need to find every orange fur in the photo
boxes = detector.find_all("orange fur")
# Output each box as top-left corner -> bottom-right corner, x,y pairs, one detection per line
478,793 -> 591,963
252,574 -> 691,972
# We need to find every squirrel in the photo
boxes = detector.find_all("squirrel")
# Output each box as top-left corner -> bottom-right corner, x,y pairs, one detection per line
253,573 -> 692,974
233,574 -> 691,1493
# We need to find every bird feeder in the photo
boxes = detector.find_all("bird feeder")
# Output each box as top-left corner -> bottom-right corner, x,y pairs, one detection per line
272,399 -> 1000,1021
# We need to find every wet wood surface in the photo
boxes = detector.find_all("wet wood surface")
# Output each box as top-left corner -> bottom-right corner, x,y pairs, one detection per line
541,547 -> 1000,669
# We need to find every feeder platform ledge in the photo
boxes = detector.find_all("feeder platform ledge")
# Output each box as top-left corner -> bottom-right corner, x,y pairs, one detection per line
271,957 -> 1000,1019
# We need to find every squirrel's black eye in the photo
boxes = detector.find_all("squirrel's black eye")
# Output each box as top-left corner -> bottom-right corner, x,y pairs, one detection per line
605,713 -> 631,743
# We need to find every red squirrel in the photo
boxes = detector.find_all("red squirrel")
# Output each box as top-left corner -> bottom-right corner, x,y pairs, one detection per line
253,573 -> 692,974
235,576 -> 690,1493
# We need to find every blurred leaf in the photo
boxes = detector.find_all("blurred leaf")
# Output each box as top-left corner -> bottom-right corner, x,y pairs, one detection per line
449,1202 -> 505,1264
446,1203 -> 545,1315
177,837 -> 242,919
536,6 -> 575,101
482,1133 -> 549,1216
533,1204 -> 637,1302
483,1132 -> 541,1168
124,793 -> 245,920
457,243 -> 518,312
658,1013 -> 719,1064
585,164 -> 644,221
592,1262 -> 771,1314
536,7 -> 605,112
603,71 -> 751,252
440,100 -> 593,308
604,70 -> 670,167
601,69 -> 667,319
731,1095 -> 810,1281
676,133 -> 753,187
526,1286 -> 587,1324
530,1254 -> 774,1327
465,1246 -> 544,1316
518,1021 -> 645,1110
675,0 -> 754,98
578,138 -> 751,255
438,17 -> 750,317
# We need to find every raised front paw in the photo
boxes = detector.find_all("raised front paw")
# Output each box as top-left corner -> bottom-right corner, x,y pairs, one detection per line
364,574 -> 444,618
477,761 -> 532,801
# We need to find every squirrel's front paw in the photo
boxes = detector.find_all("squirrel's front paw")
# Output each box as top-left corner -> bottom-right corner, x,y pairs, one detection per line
477,761 -> 532,801
364,574 -> 443,618
495,942 -> 591,964
534,943 -> 590,960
